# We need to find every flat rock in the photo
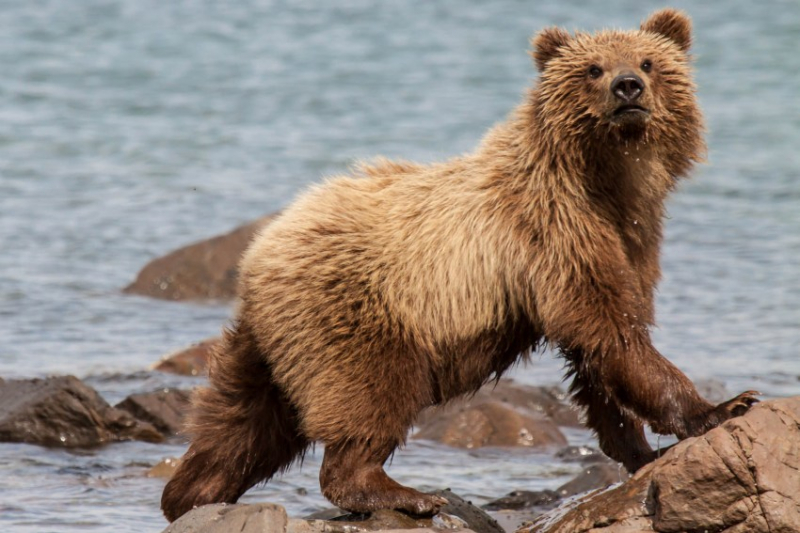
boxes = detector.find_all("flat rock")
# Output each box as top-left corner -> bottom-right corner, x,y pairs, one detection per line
164,494 -> 489,533
115,388 -> 191,436
164,502 -> 288,533
520,396 -> 800,533
0,375 -> 163,447
124,213 -> 278,301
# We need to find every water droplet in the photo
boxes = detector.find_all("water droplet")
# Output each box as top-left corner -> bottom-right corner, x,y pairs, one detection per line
59,435 -> 66,442
623,313 -> 628,317
624,151 -> 629,155
619,422 -> 624,427
633,220 -> 638,225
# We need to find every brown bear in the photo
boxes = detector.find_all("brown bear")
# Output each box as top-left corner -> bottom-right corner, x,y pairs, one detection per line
161,9 -> 758,522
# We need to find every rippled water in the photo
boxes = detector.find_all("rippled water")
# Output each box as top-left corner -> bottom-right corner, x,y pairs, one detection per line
1,0 -> 799,531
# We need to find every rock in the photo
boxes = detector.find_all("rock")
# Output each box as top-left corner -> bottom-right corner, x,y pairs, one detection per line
319,509 -> 425,531
519,396 -> 800,533
474,380 -> 581,428
483,490 -> 560,511
153,337 -> 220,376
0,375 -> 163,447
414,380 -> 580,445
115,388 -> 191,436
301,491 -> 499,533
414,400 -> 567,449
435,489 -> 505,533
483,458 -> 622,524
124,213 -> 278,301
165,498 -> 486,533
554,461 -> 628,498
147,457 -> 182,478
163,502 -> 287,533
554,445 -> 605,463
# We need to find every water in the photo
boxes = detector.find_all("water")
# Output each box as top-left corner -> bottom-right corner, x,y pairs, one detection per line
1,0 -> 799,531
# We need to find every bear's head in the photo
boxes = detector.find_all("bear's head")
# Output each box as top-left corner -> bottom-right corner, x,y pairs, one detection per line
530,8 -> 703,161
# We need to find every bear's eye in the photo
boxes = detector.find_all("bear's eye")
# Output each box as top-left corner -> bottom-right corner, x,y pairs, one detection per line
641,59 -> 653,73
588,65 -> 603,79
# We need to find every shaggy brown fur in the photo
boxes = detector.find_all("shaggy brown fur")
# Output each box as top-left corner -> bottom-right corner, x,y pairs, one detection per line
162,9 -> 758,522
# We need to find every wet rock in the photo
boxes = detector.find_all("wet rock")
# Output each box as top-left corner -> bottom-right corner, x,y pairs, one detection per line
163,502 -> 287,533
303,491 -> 499,533
153,337 -> 221,376
483,490 -> 560,511
519,396 -> 800,533
115,388 -> 191,436
414,400 -> 567,450
491,510 -> 540,533
554,445 -> 604,463
320,509 -> 424,530
435,489 -> 505,533
0,375 -> 163,447
554,461 -> 627,498
147,457 -> 181,478
124,213 -> 278,301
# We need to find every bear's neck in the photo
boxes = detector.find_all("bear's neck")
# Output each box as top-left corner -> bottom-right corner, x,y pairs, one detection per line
476,101 -> 679,212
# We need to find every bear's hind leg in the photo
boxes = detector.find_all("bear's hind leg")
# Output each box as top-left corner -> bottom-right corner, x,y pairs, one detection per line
161,322 -> 309,522
320,438 -> 448,516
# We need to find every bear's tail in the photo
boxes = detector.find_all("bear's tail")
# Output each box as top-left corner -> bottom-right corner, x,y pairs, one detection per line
161,321 -> 308,522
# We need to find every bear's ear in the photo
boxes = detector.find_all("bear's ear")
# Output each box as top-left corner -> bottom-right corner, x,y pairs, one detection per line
641,9 -> 692,52
530,27 -> 571,72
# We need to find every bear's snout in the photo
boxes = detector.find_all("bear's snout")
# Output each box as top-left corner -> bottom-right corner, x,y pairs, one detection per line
611,73 -> 645,103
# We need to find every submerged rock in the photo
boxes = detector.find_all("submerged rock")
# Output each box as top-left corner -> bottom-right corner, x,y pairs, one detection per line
0,375 -> 163,447
124,213 -> 278,301
520,396 -> 800,533
148,457 -> 182,478
153,337 -> 221,376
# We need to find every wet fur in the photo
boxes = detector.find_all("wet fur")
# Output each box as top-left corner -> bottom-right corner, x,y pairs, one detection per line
162,9 -> 757,521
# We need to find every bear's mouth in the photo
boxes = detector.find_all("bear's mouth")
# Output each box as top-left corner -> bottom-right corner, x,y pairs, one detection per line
613,104 -> 649,117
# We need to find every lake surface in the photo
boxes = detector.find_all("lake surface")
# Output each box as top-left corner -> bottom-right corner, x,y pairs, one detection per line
1,0 -> 799,531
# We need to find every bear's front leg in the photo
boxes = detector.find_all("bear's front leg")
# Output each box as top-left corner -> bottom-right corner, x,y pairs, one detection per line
534,213 -> 758,451
568,357 -> 657,473
319,438 -> 448,516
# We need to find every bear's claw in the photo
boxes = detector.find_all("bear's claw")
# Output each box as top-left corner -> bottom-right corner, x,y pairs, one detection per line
718,390 -> 760,418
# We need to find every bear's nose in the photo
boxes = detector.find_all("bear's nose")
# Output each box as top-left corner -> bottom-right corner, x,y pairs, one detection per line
611,74 -> 644,103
